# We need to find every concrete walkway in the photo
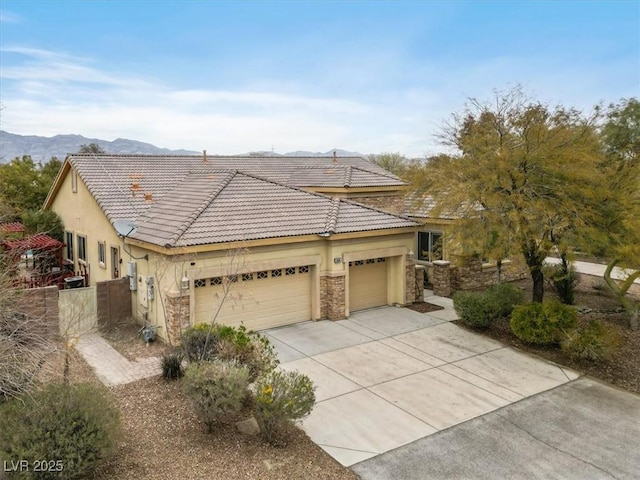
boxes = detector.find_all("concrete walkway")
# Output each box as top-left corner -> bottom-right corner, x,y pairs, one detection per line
263,296 -> 579,467
75,333 -> 161,386
546,257 -> 640,285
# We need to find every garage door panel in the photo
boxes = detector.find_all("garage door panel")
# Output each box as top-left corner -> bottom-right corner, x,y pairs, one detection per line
194,267 -> 311,330
349,259 -> 388,312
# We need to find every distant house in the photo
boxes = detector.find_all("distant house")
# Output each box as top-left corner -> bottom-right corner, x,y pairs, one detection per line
44,154 -> 420,344
404,194 -> 528,293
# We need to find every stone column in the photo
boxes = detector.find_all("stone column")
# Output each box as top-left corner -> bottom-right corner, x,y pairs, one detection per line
415,266 -> 425,302
165,290 -> 190,346
405,258 -> 416,304
432,260 -> 453,297
321,274 -> 346,320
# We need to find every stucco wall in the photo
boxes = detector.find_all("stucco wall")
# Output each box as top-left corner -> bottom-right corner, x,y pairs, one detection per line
49,167 -> 123,285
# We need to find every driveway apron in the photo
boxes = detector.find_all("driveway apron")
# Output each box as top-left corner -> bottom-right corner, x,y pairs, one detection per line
263,298 -> 579,467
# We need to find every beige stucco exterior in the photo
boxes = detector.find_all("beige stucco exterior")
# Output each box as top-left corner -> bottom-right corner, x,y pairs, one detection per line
47,160 -> 418,343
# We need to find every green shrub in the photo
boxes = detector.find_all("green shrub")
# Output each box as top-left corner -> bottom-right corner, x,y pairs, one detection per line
161,351 -> 184,380
182,361 -> 249,432
215,328 -> 279,382
182,323 -> 278,381
544,260 -> 578,305
453,283 -> 524,329
561,320 -> 621,362
252,369 -> 316,444
181,323 -> 219,363
510,301 -> 578,344
487,283 -> 525,317
0,383 -> 120,480
453,291 -> 497,328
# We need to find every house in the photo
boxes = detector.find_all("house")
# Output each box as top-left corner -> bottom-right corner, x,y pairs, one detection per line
44,154 -> 420,344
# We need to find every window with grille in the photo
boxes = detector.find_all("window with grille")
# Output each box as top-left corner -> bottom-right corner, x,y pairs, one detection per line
377,257 -> 386,263
285,267 -> 296,276
210,277 -> 222,286
98,241 -> 106,267
271,269 -> 282,278
242,273 -> 253,281
65,232 -> 74,261
257,271 -> 268,279
77,235 -> 87,263
366,258 -> 375,264
299,265 -> 309,274
195,279 -> 206,288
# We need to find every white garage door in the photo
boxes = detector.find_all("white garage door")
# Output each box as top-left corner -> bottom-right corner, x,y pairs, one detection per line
349,258 -> 388,311
194,266 -> 312,331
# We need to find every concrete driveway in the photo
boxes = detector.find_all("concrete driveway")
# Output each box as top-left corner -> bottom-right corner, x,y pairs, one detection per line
262,296 -> 582,468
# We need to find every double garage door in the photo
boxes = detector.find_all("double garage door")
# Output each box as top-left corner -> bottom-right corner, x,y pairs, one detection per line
193,265 -> 312,331
349,257 -> 388,311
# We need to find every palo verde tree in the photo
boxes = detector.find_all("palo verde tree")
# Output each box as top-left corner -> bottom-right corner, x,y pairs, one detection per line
587,98 -> 640,329
368,152 -> 412,178
412,87 -> 604,302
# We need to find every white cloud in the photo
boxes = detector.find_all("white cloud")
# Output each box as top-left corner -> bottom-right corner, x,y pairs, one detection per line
0,10 -> 21,23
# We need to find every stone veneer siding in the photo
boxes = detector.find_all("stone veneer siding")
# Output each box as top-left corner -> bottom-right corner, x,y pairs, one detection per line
405,259 -> 416,303
166,291 -> 190,346
320,275 -> 346,320
432,256 -> 529,297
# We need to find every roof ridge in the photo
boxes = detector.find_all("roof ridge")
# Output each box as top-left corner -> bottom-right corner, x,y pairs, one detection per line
349,164 -> 404,182
344,165 -> 353,187
324,197 -> 341,233
166,171 -> 237,247
341,197 -> 417,223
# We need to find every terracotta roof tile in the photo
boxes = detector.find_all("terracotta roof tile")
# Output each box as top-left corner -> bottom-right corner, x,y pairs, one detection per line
66,154 -> 417,247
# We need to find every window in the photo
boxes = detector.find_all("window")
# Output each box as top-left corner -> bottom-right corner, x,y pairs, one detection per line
98,241 -> 106,267
65,232 -> 74,261
77,235 -> 87,263
418,231 -> 443,262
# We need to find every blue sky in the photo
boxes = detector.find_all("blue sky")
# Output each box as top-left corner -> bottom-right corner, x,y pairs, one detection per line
1,0 -> 638,157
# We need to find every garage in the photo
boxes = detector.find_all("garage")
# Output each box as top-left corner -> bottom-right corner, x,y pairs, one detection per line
193,265 -> 312,331
349,257 -> 388,311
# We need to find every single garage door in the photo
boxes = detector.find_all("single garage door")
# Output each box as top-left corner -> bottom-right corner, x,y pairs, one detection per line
193,265 -> 312,331
349,258 -> 388,311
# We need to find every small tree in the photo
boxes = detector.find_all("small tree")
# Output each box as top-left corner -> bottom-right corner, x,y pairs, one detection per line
78,143 -> 106,154
411,86 -> 605,302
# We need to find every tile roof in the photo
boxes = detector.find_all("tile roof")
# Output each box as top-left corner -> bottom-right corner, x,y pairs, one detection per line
133,171 -> 416,247
0,222 -> 25,234
1,233 -> 64,253
65,155 -> 416,247
286,165 -> 404,188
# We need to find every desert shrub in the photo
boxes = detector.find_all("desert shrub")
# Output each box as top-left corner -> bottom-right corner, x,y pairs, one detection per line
453,291 -> 497,329
453,283 -> 524,329
0,383 -> 120,480
181,323 -> 219,363
510,301 -> 578,345
487,283 -> 525,317
182,323 -> 278,381
561,320 -> 621,362
161,351 -> 184,380
252,369 -> 316,444
544,260 -> 578,305
215,326 -> 279,381
182,361 -> 249,432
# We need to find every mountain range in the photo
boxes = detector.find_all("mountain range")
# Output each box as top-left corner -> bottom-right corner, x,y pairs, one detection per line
0,131 -> 363,163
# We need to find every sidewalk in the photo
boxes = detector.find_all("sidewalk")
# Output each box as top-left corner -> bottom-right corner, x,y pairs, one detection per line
546,257 -> 640,284
75,333 -> 161,386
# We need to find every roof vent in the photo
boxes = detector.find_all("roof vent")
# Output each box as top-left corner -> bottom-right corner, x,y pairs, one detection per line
130,182 -> 140,196
144,193 -> 153,202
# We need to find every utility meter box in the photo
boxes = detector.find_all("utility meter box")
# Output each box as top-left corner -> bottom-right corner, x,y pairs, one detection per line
127,262 -> 137,291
